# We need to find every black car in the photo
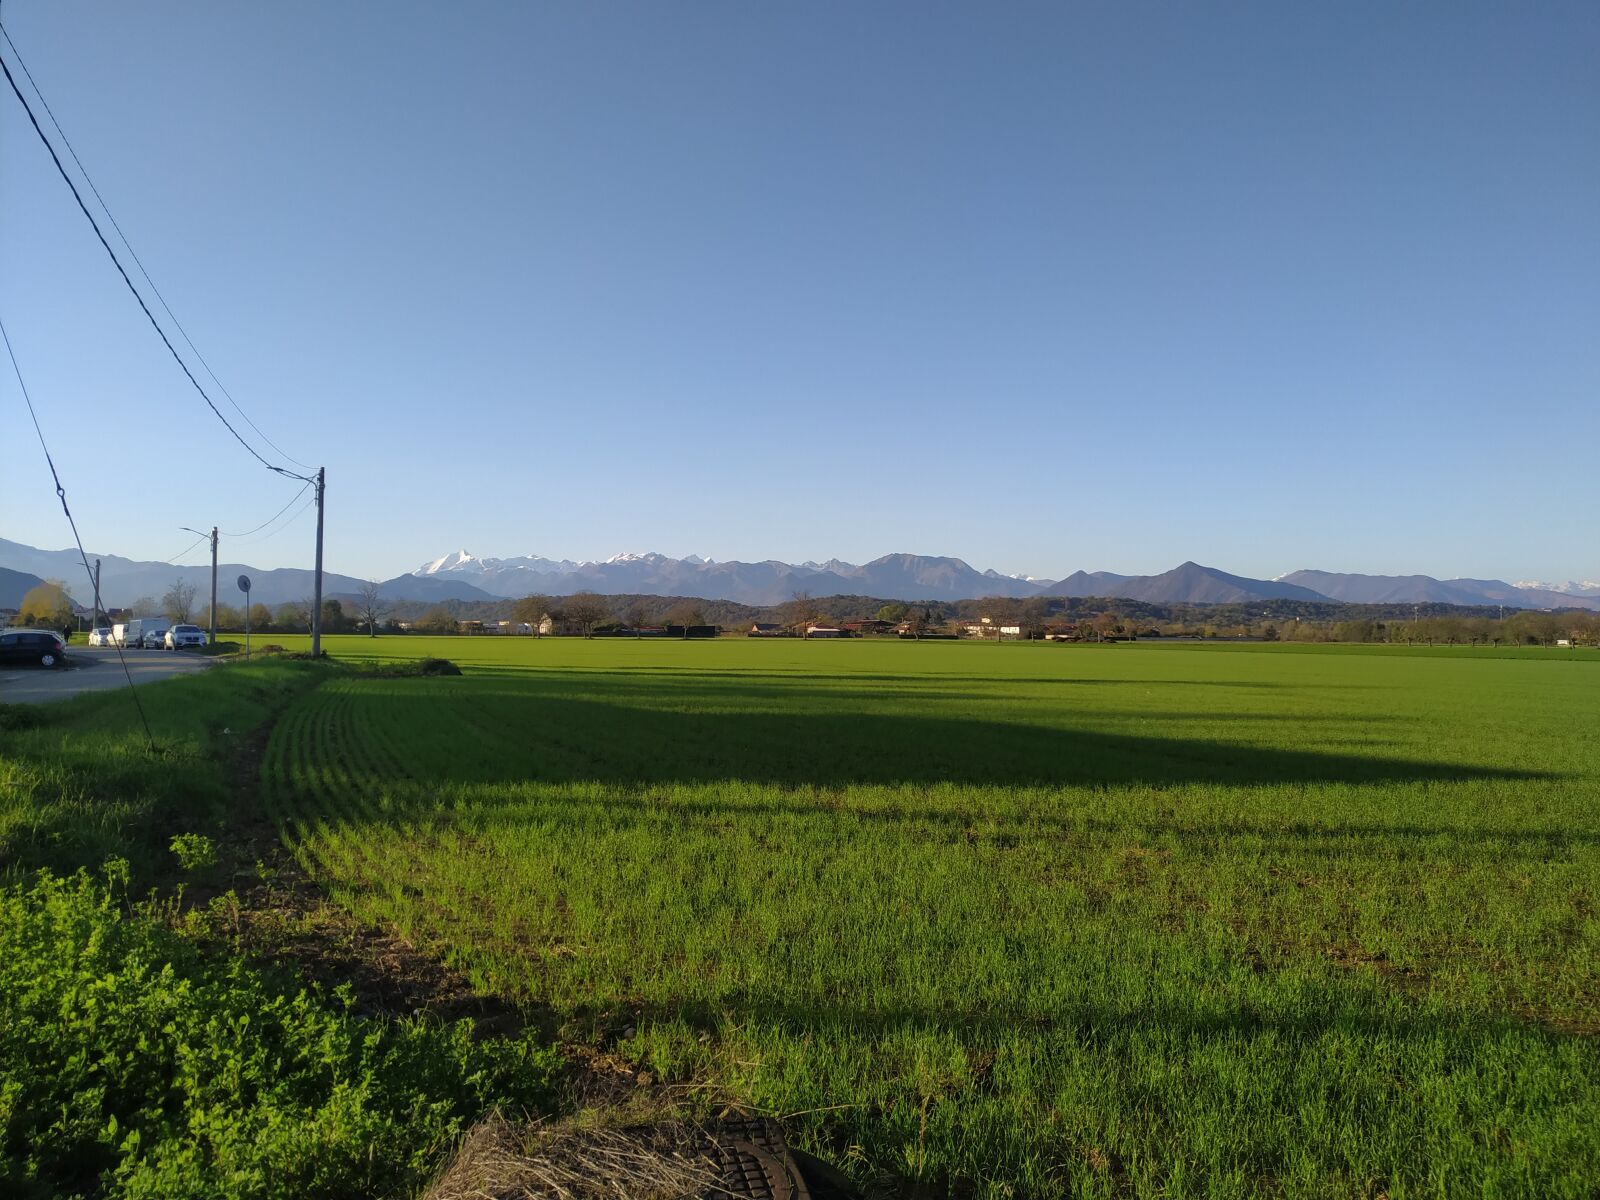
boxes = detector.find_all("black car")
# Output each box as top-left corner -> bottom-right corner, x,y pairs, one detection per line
0,628 -> 68,669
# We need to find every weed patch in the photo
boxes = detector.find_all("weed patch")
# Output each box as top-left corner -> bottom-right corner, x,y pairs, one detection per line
0,868 -> 561,1200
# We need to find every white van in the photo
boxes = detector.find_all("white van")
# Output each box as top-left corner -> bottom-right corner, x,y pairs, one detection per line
119,618 -> 171,648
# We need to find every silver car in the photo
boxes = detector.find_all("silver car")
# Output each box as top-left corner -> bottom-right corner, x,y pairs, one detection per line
141,629 -> 170,649
165,624 -> 209,650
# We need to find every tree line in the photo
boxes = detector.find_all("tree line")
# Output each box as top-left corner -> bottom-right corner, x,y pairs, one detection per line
17,576 -> 1596,648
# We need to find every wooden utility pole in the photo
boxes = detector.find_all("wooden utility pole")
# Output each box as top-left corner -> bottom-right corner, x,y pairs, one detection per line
182,525 -> 220,643
207,527 -> 218,644
311,467 -> 326,658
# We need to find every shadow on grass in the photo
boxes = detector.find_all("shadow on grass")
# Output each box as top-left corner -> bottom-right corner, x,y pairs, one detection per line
468,665 -> 1364,691
339,680 -> 1546,791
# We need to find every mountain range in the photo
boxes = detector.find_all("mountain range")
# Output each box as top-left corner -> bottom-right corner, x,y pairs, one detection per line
405,548 -> 1600,611
3,536 -> 1597,612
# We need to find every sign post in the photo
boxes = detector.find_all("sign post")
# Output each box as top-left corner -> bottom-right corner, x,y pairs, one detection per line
237,574 -> 252,659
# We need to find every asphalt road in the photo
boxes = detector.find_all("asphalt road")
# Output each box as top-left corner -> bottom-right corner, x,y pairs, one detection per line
0,644 -> 214,705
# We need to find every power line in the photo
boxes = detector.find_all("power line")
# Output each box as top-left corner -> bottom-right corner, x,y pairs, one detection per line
232,490 -> 317,547
223,480 -> 311,538
0,24 -> 313,472
1,313 -> 154,749
163,533 -> 213,565
0,50 -> 312,486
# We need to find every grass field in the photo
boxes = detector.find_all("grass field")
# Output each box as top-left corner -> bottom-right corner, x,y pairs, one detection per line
243,635 -> 1600,1198
0,660 -> 566,1200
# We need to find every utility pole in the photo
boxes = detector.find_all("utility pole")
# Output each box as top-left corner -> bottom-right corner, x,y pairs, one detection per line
180,525 -> 220,643
311,467 -> 326,658
207,527 -> 217,644
92,559 -> 103,630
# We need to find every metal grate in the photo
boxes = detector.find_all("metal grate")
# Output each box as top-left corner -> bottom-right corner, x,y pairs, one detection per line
703,1117 -> 811,1200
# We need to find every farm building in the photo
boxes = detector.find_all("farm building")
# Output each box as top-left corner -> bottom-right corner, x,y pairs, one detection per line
963,616 -> 1022,639
842,619 -> 894,635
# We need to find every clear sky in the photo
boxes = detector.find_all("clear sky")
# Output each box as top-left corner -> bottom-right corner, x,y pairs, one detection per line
2,2 -> 1596,585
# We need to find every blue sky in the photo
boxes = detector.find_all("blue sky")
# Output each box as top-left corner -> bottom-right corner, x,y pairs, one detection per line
2,2 -> 1596,584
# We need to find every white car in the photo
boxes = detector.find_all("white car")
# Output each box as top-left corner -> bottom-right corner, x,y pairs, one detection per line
88,627 -> 113,646
165,624 -> 209,650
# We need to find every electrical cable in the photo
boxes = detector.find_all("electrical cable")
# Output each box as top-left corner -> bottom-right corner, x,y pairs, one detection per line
0,25 -> 313,472
232,491 -> 317,546
0,51 -> 313,486
163,533 -> 212,565
1,313 -> 155,749
223,480 -> 311,538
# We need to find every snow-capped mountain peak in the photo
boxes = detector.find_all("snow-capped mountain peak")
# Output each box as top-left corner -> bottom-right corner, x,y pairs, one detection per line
418,550 -> 484,575
1515,579 -> 1600,595
603,551 -> 666,565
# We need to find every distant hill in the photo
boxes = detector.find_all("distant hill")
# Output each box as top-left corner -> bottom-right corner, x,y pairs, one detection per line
1049,570 -> 1134,597
0,537 -> 366,608
1,566 -> 51,609
1043,562 -> 1326,605
1280,570 -> 1600,612
376,574 -> 497,603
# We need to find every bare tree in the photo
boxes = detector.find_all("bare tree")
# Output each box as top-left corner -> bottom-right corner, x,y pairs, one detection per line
786,590 -> 818,638
563,591 -> 610,639
1020,596 -> 1051,640
513,594 -> 553,636
357,579 -> 391,637
979,596 -> 1018,640
417,605 -> 458,634
624,598 -> 655,636
664,600 -> 705,639
163,578 -> 199,624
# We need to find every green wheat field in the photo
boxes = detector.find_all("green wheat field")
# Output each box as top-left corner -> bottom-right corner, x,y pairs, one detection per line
4,636 -> 1597,1198
246,636 -> 1599,1198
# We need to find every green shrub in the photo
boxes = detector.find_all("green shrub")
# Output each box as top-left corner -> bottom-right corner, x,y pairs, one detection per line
0,868 -> 561,1200
167,833 -> 217,873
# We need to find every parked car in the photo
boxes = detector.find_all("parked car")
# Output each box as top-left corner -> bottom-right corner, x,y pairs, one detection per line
165,624 -> 208,650
119,618 -> 171,649
88,627 -> 113,646
0,628 -> 68,668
